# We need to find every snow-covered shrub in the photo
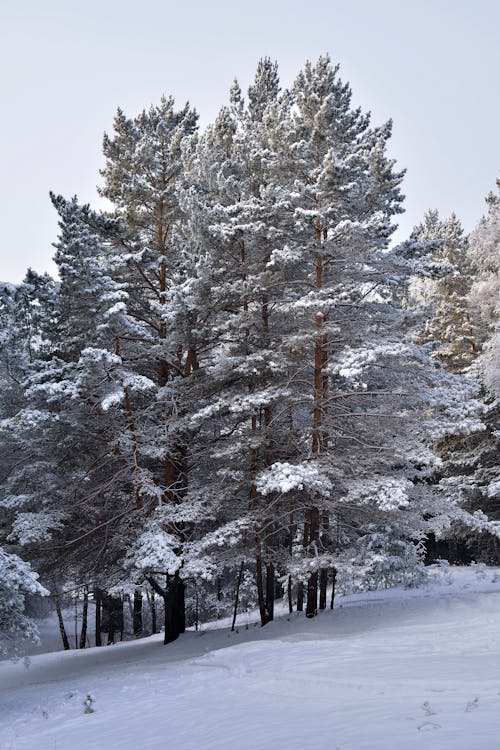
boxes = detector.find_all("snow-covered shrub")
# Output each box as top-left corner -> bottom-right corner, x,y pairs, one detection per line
0,546 -> 48,656
347,527 -> 428,591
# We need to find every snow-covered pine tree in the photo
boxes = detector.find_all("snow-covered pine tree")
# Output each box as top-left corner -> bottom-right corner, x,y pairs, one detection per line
176,59 -> 289,626
438,182 -> 500,561
405,196 -> 500,563
0,196 -> 160,631
409,210 -> 479,372
98,97 -> 203,642
0,545 -> 48,657
179,56 -> 474,621
469,183 -> 500,394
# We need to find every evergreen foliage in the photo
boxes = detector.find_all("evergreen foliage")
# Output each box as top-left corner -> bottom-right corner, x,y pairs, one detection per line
1,57 -> 498,649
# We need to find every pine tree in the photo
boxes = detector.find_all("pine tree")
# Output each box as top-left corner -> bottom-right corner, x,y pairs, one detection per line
407,194 -> 500,563
409,210 -> 479,372
0,545 -> 48,657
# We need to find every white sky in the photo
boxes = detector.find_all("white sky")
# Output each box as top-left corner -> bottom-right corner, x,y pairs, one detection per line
1,0 -> 498,282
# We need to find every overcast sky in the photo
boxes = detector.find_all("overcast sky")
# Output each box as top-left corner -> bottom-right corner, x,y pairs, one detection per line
1,0 -> 498,282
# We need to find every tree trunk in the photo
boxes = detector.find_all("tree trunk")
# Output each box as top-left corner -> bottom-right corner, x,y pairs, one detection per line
94,588 -> 102,647
55,596 -> 70,650
133,589 -> 143,637
287,575 -> 293,614
330,568 -> 337,610
296,582 -> 304,611
164,573 -> 185,644
231,560 -> 245,632
319,568 -> 328,610
306,506 -> 319,617
265,562 -> 275,622
150,589 -> 157,634
306,570 -> 318,618
255,526 -> 269,626
79,588 -> 89,649
119,596 -> 124,641
147,573 -> 185,644
107,596 -> 123,645
307,216 -> 327,619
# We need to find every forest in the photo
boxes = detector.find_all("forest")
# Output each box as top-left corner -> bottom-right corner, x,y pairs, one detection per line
1,55 -> 499,656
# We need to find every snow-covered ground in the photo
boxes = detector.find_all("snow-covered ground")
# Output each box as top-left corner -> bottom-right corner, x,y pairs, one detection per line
2,565 -> 500,750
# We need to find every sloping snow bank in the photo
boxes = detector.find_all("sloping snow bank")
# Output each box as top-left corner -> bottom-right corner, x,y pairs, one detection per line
1,565 -> 500,750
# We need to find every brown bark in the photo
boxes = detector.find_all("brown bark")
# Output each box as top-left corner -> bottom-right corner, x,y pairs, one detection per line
183,345 -> 199,377
307,215 -> 327,617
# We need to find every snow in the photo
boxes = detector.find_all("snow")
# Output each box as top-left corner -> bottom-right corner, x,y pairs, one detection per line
2,566 -> 500,749
256,460 -> 332,495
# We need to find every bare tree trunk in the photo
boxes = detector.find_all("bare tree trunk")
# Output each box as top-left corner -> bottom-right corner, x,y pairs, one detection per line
255,528 -> 269,626
94,588 -> 102,647
306,507 -> 320,617
330,568 -> 337,609
74,594 -> 78,648
265,562 -> 275,621
133,589 -> 143,637
319,568 -> 328,610
306,571 -> 318,618
231,560 -> 245,632
119,596 -> 124,641
107,596 -> 123,645
287,575 -> 293,614
146,573 -> 185,644
307,213 -> 328,618
79,588 -> 89,649
151,589 -> 157,634
194,585 -> 199,631
296,582 -> 304,611
146,588 -> 158,634
55,596 -> 70,650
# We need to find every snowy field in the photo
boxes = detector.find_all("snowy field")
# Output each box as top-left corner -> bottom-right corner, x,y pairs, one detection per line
2,565 -> 500,750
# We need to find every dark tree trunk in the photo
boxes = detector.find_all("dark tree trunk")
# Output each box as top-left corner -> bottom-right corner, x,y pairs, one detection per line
193,586 -> 199,631
265,563 -> 275,622
330,568 -> 337,610
296,582 -> 304,611
306,506 -> 320,618
306,570 -> 318,618
79,588 -> 89,649
107,596 -> 123,645
231,560 -> 245,632
287,575 -> 293,614
147,573 -> 186,645
164,573 -> 185,644
120,597 -> 125,641
133,589 -> 143,637
150,589 -> 157,634
55,597 -> 70,650
319,568 -> 328,610
255,535 -> 269,626
94,588 -> 102,647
